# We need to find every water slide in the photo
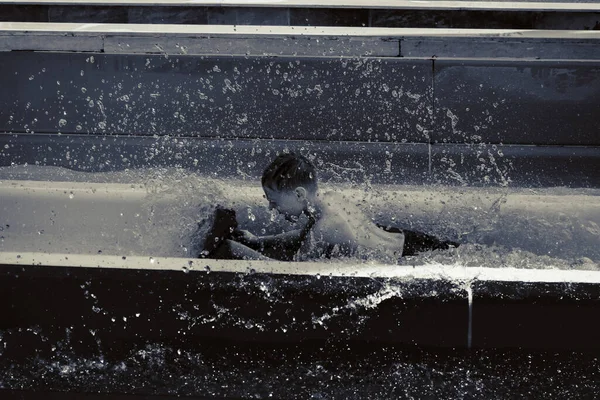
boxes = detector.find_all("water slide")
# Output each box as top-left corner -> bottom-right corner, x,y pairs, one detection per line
1,1 -> 600,398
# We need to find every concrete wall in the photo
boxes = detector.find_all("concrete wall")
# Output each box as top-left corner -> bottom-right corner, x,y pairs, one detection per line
1,52 -> 598,187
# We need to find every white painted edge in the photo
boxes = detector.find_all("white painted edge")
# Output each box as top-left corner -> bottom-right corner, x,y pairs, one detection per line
1,0 -> 599,12
2,252 -> 600,284
2,22 -> 600,40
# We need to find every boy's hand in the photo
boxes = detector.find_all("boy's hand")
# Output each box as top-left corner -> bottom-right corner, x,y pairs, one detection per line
233,229 -> 259,246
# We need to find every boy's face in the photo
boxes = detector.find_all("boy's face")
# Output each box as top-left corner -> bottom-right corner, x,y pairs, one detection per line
263,186 -> 306,221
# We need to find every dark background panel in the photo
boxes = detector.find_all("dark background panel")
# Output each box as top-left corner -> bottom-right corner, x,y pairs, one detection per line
0,5 -> 49,22
371,10 -> 536,29
47,5 -> 128,23
433,59 -> 600,146
1,5 -> 599,30
0,52 -> 433,143
472,281 -> 600,349
127,6 -> 209,24
290,8 -> 368,26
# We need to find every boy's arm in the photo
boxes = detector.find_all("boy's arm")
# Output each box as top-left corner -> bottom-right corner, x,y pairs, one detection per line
226,239 -> 273,261
258,230 -> 304,246
235,229 -> 304,261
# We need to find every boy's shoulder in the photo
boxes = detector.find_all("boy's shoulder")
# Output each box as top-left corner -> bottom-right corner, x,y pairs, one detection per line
316,191 -> 364,240
320,191 -> 366,220
315,210 -> 346,232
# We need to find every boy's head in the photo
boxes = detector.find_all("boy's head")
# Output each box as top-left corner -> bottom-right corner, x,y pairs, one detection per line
261,153 -> 318,218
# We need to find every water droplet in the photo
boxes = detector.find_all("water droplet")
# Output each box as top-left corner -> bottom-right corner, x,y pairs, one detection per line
204,265 -> 211,274
135,313 -> 140,317
149,257 -> 155,264
316,273 -> 321,280
58,119 -> 67,127
68,192 -> 74,199
182,266 -> 189,274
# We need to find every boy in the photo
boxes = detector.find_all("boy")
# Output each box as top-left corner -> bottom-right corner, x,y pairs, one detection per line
202,153 -> 456,261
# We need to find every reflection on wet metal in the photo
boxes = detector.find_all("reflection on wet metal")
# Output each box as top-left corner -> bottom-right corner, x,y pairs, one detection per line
466,283 -> 473,349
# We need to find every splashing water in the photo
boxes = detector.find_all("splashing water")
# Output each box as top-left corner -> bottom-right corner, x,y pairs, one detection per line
0,165 -> 598,268
312,281 -> 406,328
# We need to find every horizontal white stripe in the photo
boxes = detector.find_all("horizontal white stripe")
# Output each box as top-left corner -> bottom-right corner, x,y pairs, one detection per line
1,0 -> 598,12
2,252 -> 600,284
2,22 -> 600,39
